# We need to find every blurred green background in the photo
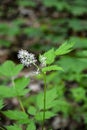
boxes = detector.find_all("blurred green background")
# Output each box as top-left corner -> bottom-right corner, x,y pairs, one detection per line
0,0 -> 87,130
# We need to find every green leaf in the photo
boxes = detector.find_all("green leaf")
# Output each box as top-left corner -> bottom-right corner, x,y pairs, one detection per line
0,61 -> 23,77
27,122 -> 36,130
3,110 -> 29,124
70,37 -> 87,49
0,77 -> 30,98
0,23 -> 9,35
8,26 -> 20,36
0,39 -> 12,47
71,87 -> 86,102
35,111 -> 55,121
76,50 -> 87,57
43,48 -> 55,65
6,124 -> 22,130
36,88 -> 58,110
12,64 -> 24,76
0,86 -> 16,98
14,77 -> 30,96
42,65 -> 63,72
28,106 -> 37,115
52,99 -> 71,117
58,56 -> 87,73
24,27 -> 42,37
43,0 -> 58,7
55,42 -> 74,56
0,100 -> 4,109
18,0 -> 36,7
0,61 -> 15,77
68,19 -> 87,31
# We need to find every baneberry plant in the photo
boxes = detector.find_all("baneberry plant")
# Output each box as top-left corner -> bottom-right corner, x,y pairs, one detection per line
0,42 -> 74,130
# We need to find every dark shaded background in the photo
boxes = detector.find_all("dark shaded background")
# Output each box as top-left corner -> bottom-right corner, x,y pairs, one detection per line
0,0 -> 87,130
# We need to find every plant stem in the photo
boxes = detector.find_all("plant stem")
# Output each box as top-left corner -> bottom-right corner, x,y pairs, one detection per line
12,77 -> 25,113
33,63 -> 47,130
18,96 -> 25,112
42,72 -> 47,130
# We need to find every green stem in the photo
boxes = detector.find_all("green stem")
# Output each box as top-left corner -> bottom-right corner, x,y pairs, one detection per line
12,77 -> 25,113
33,63 -> 40,72
18,97 -> 25,112
42,72 -> 47,130
33,63 -> 47,130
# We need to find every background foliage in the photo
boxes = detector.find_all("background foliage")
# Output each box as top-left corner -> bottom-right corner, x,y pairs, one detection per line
0,0 -> 87,130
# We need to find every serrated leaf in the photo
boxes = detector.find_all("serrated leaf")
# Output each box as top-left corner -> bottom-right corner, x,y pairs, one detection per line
28,106 -> 37,115
0,61 -> 15,77
14,77 -> 30,96
42,65 -> 63,72
35,111 -> 55,121
36,88 -> 58,110
6,124 -> 22,130
0,86 -> 16,98
3,110 -> 28,122
55,42 -> 74,56
43,48 -> 55,65
27,122 -> 36,130
12,64 -> 24,76
0,77 -> 30,98
52,99 -> 71,116
0,61 -> 23,77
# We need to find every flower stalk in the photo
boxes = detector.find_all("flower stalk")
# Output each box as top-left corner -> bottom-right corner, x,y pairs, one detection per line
18,49 -> 47,129
42,72 -> 47,130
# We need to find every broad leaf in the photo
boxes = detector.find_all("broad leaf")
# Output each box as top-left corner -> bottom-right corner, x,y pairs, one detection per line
28,106 -> 37,115
0,86 -> 16,98
35,111 -> 55,121
0,77 -> 30,98
36,88 -> 58,110
6,124 -> 22,130
3,110 -> 29,124
0,61 -> 23,77
42,65 -> 63,72
14,77 -> 30,96
27,122 -> 36,130
55,42 -> 74,56
71,87 -> 86,102
52,99 -> 71,117
43,48 -> 55,65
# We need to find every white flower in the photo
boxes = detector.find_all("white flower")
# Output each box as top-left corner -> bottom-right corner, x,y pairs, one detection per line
39,55 -> 47,67
18,49 -> 37,67
18,49 -> 29,59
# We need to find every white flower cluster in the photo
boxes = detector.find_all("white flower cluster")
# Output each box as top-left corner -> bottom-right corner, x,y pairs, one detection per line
39,55 -> 47,67
18,49 -> 37,67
